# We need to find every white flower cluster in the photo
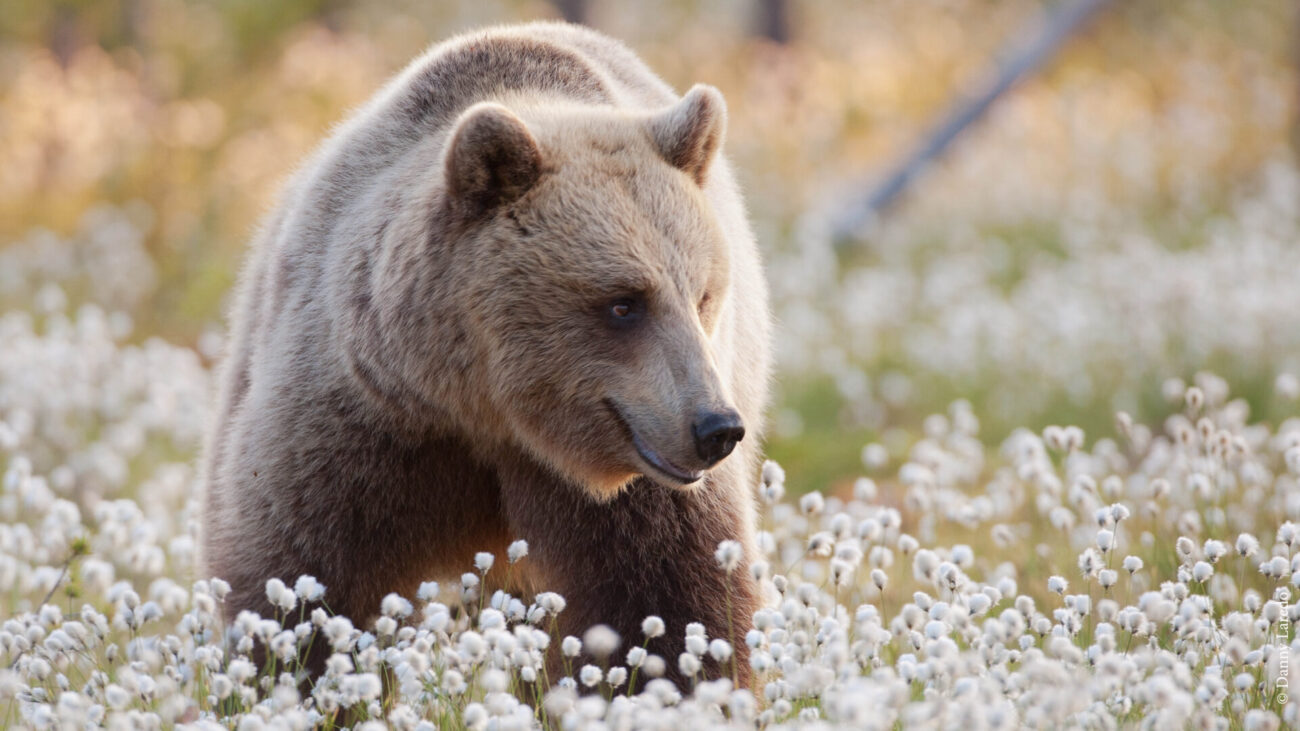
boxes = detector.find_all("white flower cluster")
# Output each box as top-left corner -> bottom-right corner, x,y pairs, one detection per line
2,290 -> 1298,727
0,205 -> 158,314
779,154 -> 1300,428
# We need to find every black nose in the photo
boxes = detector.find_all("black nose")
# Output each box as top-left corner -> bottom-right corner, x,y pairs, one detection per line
693,409 -> 745,466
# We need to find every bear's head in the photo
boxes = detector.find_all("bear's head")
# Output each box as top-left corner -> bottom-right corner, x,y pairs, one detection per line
442,85 -> 745,499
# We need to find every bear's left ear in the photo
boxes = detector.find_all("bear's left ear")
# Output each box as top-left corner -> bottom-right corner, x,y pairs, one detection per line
649,84 -> 727,186
445,102 -> 543,214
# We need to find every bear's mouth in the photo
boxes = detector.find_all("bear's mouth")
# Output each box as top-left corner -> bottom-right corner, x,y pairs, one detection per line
602,399 -> 703,486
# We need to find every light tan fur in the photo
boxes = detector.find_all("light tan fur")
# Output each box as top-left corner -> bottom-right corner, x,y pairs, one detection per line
202,22 -> 771,687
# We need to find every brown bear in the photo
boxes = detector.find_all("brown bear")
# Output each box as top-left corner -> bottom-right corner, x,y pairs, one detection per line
202,21 -> 770,689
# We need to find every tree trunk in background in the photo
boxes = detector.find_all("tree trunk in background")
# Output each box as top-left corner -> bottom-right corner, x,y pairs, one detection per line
555,0 -> 589,25
756,0 -> 790,44
49,4 -> 79,67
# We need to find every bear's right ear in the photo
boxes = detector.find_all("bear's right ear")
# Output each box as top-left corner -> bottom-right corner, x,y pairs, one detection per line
649,84 -> 727,186
445,103 -> 543,214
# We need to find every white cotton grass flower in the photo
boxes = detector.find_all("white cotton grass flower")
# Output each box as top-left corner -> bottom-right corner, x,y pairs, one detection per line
1043,426 -> 1066,451
642,616 -> 665,639
760,461 -> 786,504
861,443 -> 889,471
708,639 -> 732,663
606,666 -> 628,689
265,578 -> 296,613
475,606 -> 499,629
579,664 -> 603,688
869,545 -> 895,569
853,476 -> 879,501
380,593 -> 412,618
1192,561 -> 1214,583
1078,549 -> 1101,578
898,534 -> 920,555
761,460 -> 785,488
678,652 -> 701,678
474,552 -> 494,573
950,544 -> 974,567
463,703 -> 488,730
1050,507 -> 1074,534
1096,530 -> 1114,552
685,634 -> 708,657
853,518 -> 880,542
207,577 -> 231,602
293,575 -> 325,602
323,617 -> 355,652
913,549 -> 940,583
459,573 -> 481,605
626,647 -> 647,668
507,540 -> 529,563
831,558 -> 854,585
373,615 -> 397,637
799,491 -> 825,516
715,540 -> 743,572
561,636 -> 582,658
537,592 -> 566,616
1064,426 -> 1084,450
1287,446 -> 1300,475
808,531 -> 834,557
1240,592 -> 1263,615
583,624 -> 620,659
1279,522 -> 1298,547
1236,534 -> 1260,558
1278,373 -> 1300,400
1048,576 -> 1068,595
1260,555 -> 1290,579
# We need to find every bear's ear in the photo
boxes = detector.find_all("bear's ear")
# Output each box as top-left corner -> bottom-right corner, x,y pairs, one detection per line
445,102 -> 543,213
649,84 -> 727,186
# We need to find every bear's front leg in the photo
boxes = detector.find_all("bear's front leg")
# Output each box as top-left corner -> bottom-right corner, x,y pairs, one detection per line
499,458 -> 758,691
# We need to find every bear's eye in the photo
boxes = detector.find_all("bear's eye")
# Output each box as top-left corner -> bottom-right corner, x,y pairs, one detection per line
605,295 -> 645,329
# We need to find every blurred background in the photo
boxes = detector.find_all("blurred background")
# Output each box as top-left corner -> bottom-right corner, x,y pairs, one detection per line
2,0 -> 1297,495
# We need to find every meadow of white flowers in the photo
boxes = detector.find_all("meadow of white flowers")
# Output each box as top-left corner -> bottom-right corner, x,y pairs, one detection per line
777,153 -> 1300,431
2,266 -> 1299,728
2,1 -> 1296,726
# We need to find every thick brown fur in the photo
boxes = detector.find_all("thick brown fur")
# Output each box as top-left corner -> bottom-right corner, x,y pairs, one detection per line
202,22 -> 771,689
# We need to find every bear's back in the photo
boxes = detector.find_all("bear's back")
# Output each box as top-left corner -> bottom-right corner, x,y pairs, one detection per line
297,22 -> 677,220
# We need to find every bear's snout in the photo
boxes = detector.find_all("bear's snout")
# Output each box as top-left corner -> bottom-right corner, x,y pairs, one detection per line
692,408 -> 745,466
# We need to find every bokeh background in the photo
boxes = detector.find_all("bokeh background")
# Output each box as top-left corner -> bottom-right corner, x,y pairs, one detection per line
3,0 -> 1297,495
